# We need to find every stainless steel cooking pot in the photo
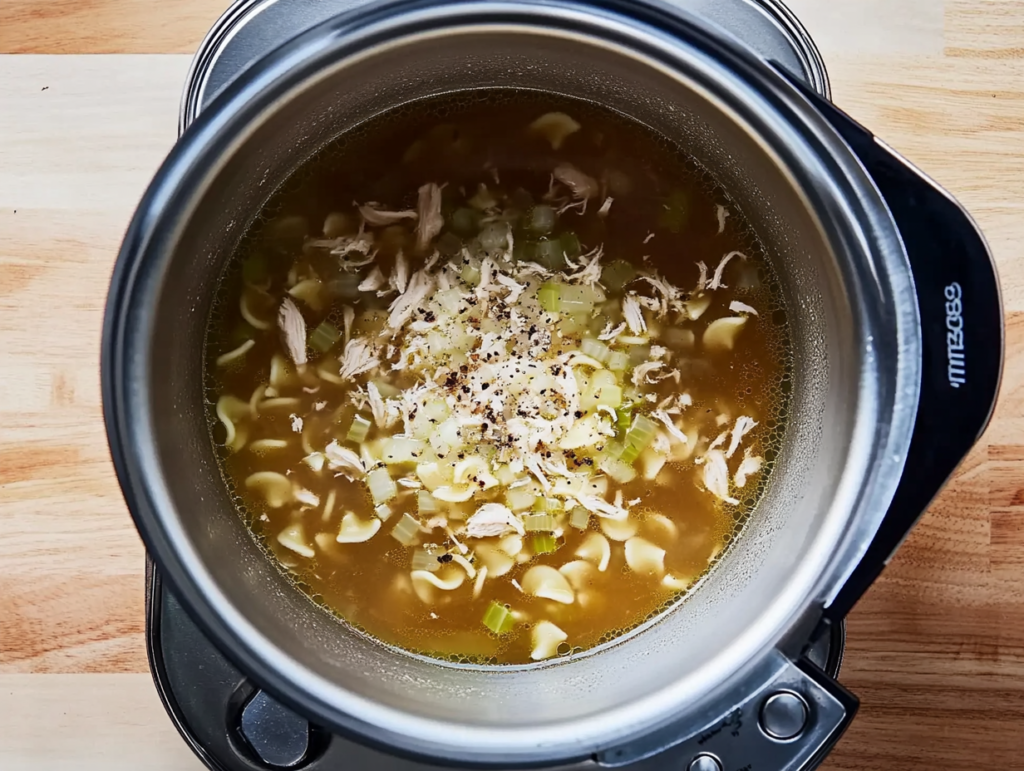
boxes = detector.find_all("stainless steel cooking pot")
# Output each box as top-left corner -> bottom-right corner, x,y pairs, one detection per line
102,1 -> 1004,769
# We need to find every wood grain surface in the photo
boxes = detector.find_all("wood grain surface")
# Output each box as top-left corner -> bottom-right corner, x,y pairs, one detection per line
1,1 -> 1023,769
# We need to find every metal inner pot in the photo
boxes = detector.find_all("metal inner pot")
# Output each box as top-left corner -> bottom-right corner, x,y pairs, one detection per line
105,0 -> 919,765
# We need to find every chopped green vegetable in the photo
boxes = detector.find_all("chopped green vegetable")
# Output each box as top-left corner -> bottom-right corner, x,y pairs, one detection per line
367,467 -> 397,505
535,238 -> 568,270
608,350 -> 630,371
523,514 -> 556,532
560,231 -> 582,260
451,207 -> 482,236
461,262 -> 482,286
412,545 -> 443,572
417,490 -> 439,514
523,205 -> 557,235
346,414 -> 372,443
531,533 -> 559,554
601,259 -> 636,292
436,232 -> 462,257
581,337 -> 611,364
482,601 -> 516,634
478,222 -> 508,253
561,285 -> 601,313
616,405 -> 634,434
600,455 -> 638,484
309,321 -> 341,353
242,253 -> 269,285
538,283 -> 561,313
512,239 -> 537,263
624,414 -> 658,456
391,512 -> 421,546
569,506 -> 590,530
374,504 -> 393,521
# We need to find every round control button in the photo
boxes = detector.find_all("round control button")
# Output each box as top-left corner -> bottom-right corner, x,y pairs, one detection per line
760,691 -> 809,740
688,754 -> 723,771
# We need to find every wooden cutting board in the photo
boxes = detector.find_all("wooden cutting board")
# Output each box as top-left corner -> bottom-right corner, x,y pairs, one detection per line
1,1 -> 1022,769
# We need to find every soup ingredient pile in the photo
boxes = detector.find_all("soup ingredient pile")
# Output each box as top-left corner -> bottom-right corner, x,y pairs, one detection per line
210,97 -> 785,665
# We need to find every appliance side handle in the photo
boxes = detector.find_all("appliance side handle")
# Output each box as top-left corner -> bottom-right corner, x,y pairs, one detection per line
774,67 -> 1005,623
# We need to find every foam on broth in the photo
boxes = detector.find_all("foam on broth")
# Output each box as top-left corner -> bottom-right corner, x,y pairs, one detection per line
205,90 -> 791,665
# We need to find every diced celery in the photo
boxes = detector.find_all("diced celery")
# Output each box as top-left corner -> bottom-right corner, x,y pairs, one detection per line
479,222 -> 509,253
569,506 -> 590,530
309,321 -> 342,353
538,283 -> 561,313
436,287 -> 464,314
367,467 -> 397,504
346,414 -> 372,443
595,384 -> 622,410
608,351 -> 631,371
531,533 -> 558,554
506,487 -> 538,512
580,338 -> 611,364
603,441 -> 625,460
461,262 -> 482,286
601,260 -> 636,292
437,232 -> 463,257
412,545 -> 443,572
495,465 -> 518,486
560,231 -> 582,260
451,207 -> 483,236
374,504 -> 394,521
600,455 -> 638,484
523,514 -> 556,532
242,252 -> 269,285
482,601 -> 515,634
616,405 -> 634,435
535,238 -> 568,270
391,512 -> 421,546
418,490 -> 439,514
523,205 -> 557,235
561,285 -> 602,314
382,436 -> 427,464
624,414 -> 658,455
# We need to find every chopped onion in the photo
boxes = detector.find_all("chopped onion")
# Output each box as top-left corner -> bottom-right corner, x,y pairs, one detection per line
417,490 -> 440,514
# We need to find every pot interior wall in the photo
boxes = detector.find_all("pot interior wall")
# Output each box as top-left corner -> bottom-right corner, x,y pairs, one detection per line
144,23 -> 868,736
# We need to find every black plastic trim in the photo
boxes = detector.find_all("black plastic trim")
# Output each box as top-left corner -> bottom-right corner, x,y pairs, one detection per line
772,68 -> 1004,624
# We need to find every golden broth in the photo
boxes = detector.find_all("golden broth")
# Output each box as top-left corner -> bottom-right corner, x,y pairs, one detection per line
206,91 -> 790,665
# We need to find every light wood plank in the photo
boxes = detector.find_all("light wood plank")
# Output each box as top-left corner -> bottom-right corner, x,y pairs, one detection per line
2,2 -> 1024,770
0,0 -> 231,54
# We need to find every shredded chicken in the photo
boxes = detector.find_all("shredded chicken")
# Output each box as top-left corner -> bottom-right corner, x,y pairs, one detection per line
415,183 -> 444,252
708,251 -> 747,290
597,196 -> 613,217
465,503 -> 524,538
554,164 -> 599,200
734,448 -> 764,488
358,203 -> 418,226
703,449 -> 739,505
726,416 -> 757,459
325,440 -> 365,479
277,297 -> 307,366
358,266 -> 387,292
339,338 -> 380,381
622,294 -> 647,335
716,204 -> 730,235
652,410 -> 688,445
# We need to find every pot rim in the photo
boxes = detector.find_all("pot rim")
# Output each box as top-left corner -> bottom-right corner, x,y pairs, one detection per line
103,0 -> 921,765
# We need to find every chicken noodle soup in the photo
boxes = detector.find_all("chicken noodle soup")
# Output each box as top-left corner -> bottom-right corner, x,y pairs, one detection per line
207,91 -> 790,665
